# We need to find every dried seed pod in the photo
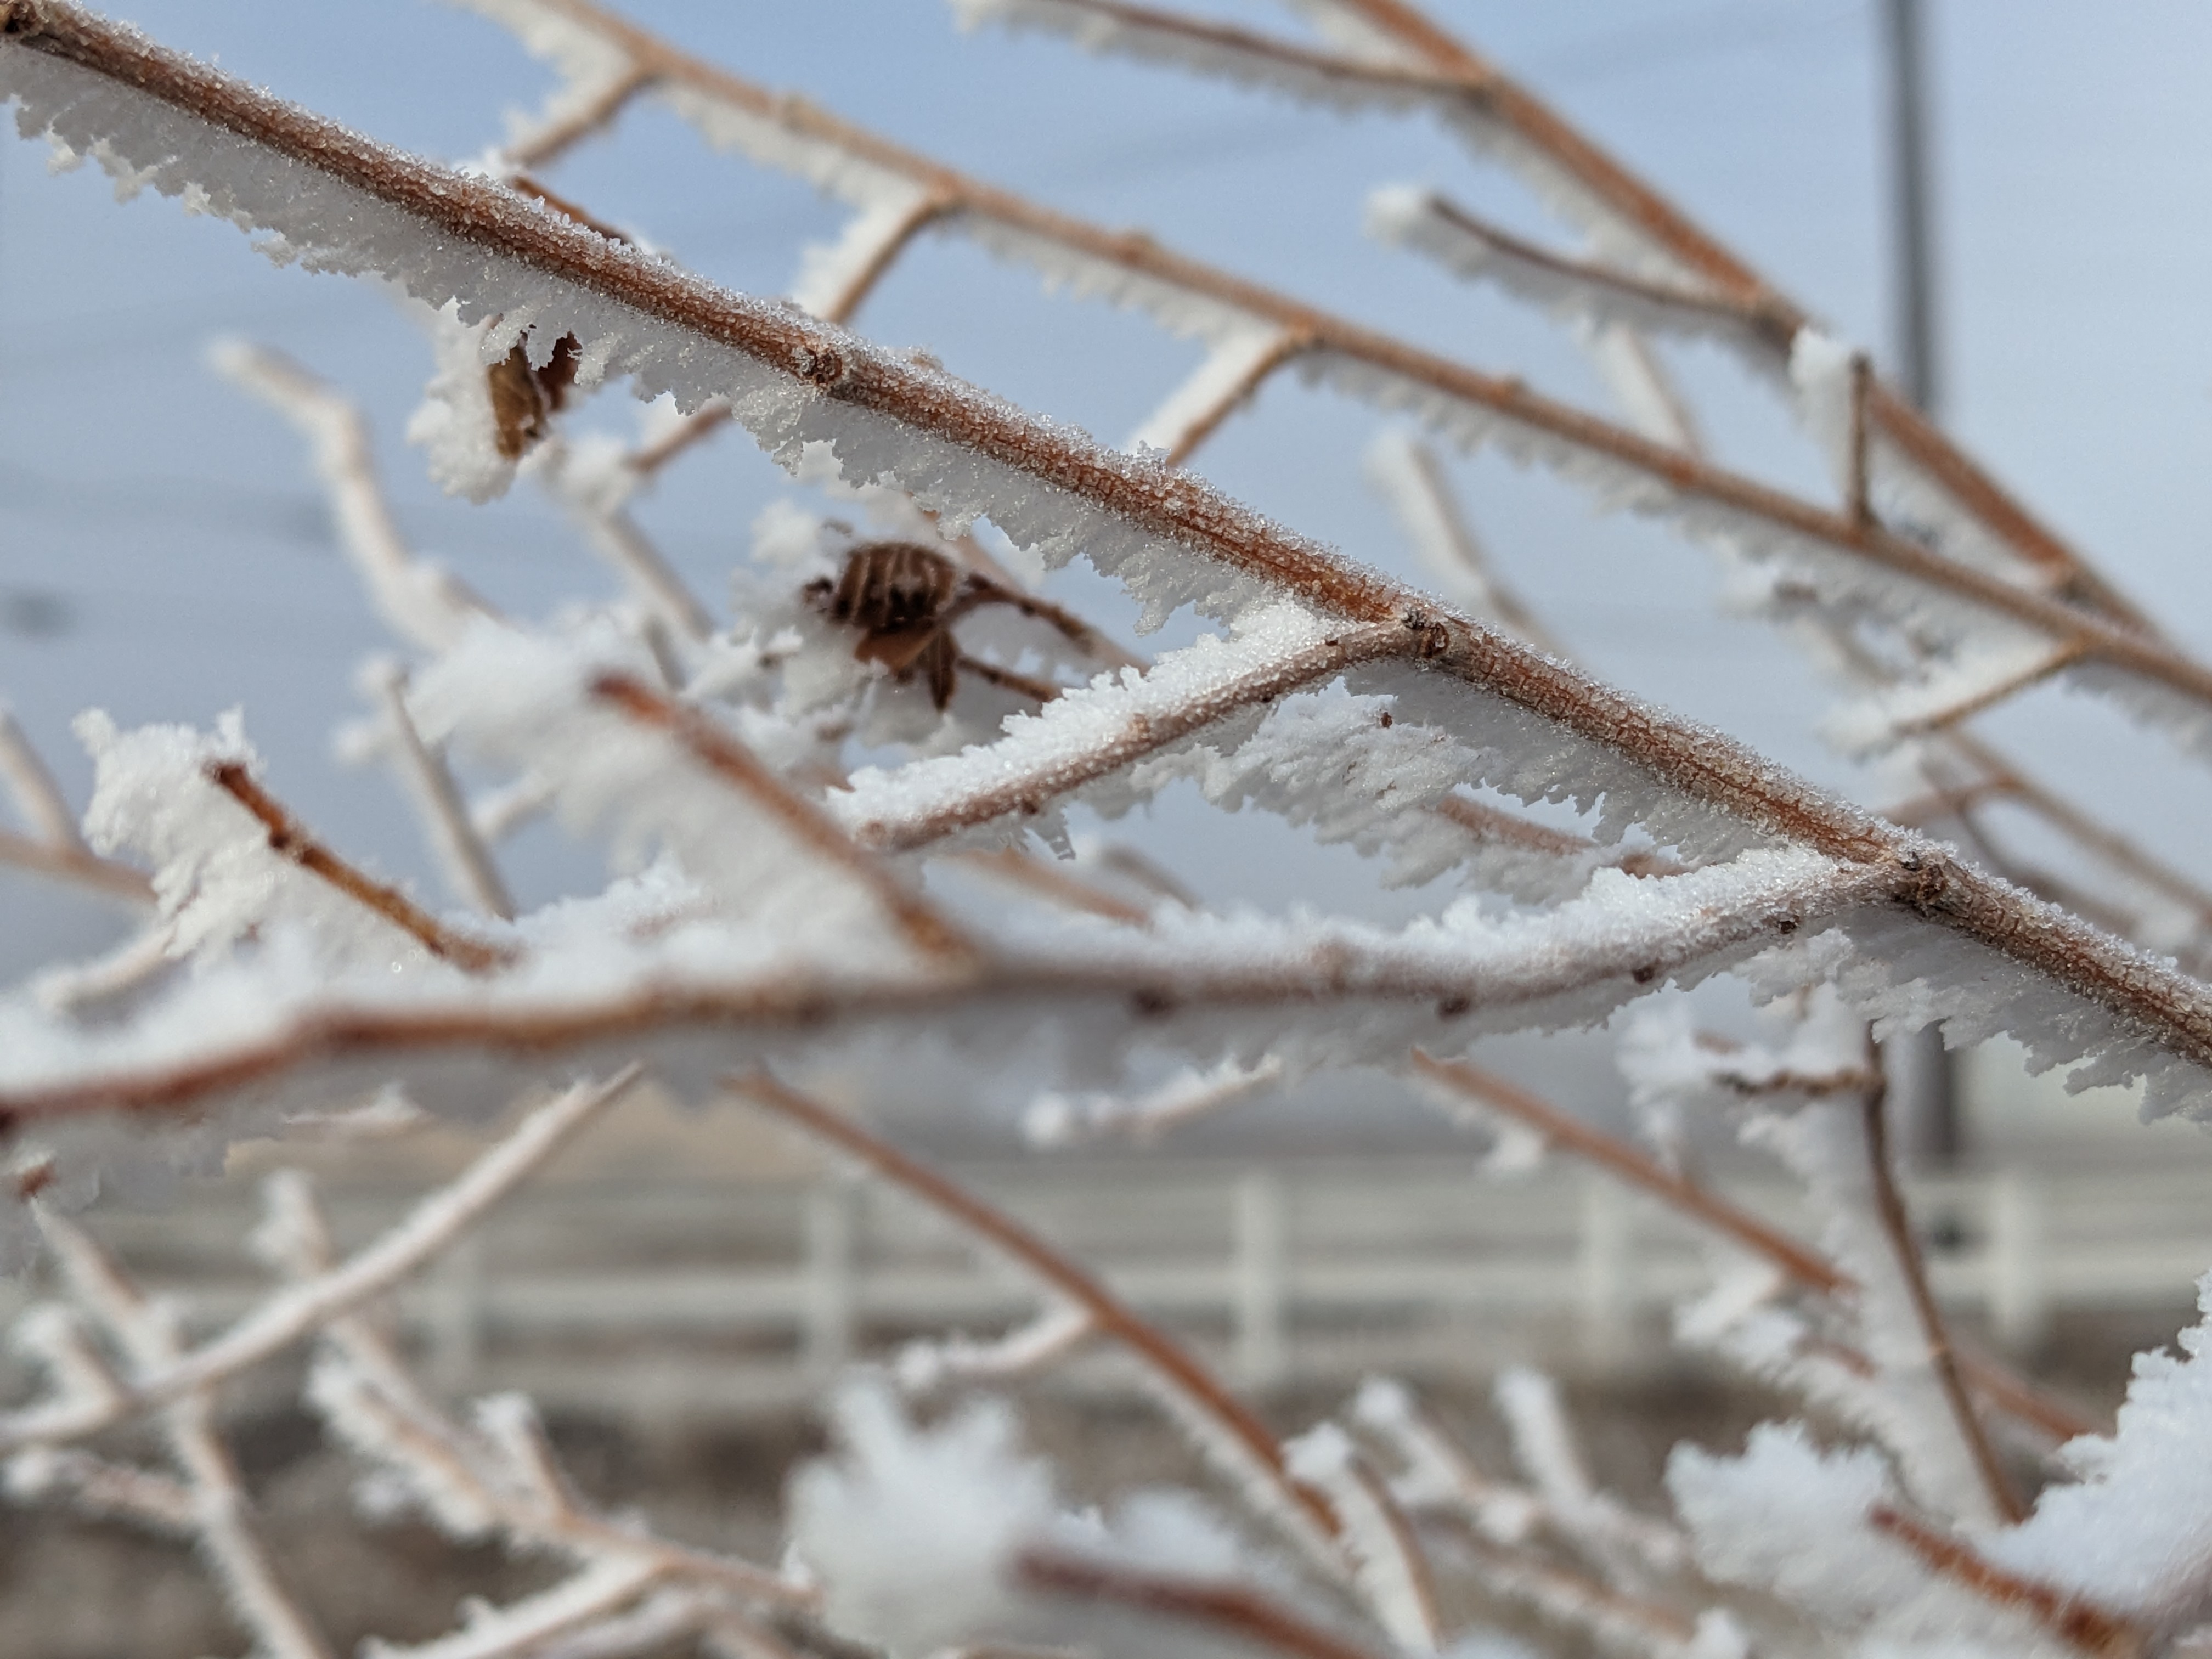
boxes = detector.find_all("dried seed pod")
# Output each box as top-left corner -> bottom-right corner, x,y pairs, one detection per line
805,541 -> 1019,711
487,332 -> 582,460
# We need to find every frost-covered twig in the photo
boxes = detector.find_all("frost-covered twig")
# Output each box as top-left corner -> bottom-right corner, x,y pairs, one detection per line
374,665 -> 517,920
0,1066 -> 644,1454
206,759 -> 515,973
982,0 -> 2151,630
213,341 -> 492,653
1410,1053 -> 2094,1443
1869,1504 -> 2143,1659
1284,1421 -> 1442,1647
728,1070 -> 1344,1567
1858,1065 -> 2025,1522
1025,1054 -> 1285,1147
31,1206 -> 336,1659
587,672 -> 980,964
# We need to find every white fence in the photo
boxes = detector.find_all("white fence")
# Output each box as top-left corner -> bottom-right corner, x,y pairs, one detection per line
8,1156 -> 2209,1423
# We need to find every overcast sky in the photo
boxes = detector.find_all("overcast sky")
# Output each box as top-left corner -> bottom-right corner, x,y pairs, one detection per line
5,1 -> 2211,996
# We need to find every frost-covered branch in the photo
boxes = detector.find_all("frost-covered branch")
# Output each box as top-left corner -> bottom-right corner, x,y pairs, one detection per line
729,1070 -> 1345,1571
207,759 -> 515,972
975,0 -> 2152,631
12,0 -> 2212,1118
1859,1064 -> 2025,1522
1410,1053 -> 2094,1444
459,0 -> 2212,748
373,664 -> 517,920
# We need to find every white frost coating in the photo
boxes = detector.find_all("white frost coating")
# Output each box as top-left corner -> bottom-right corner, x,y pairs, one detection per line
407,303 -> 524,504
839,607 -> 1767,881
1024,1054 -> 1285,1147
787,1377 -> 1054,1658
1284,1421 -> 1440,1650
833,600 -> 1343,849
1982,1275 -> 2212,1626
1668,1424 -> 2047,1652
445,0 -> 640,155
1788,328 -> 1860,504
1125,323 -> 1300,456
1822,630 -> 2078,758
76,710 -> 443,975
408,620 -> 921,972
956,0 -> 1695,280
791,183 -> 941,319
1367,186 -> 1771,376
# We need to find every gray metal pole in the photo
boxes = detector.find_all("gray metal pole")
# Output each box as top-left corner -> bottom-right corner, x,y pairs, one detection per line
1878,0 -> 1961,1169
1884,0 -> 1941,414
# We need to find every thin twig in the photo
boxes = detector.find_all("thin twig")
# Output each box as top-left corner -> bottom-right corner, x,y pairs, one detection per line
374,667 -> 516,921
947,847 -> 1155,926
207,762 -> 515,973
1015,1551 -> 1384,1659
1868,1504 -> 2143,1659
0,827 -> 154,903
0,1066 -> 644,1454
0,708 -> 87,849
586,673 -> 980,965
1858,1056 -> 2025,1522
727,1071 -> 1342,1557
506,60 -> 658,171
1409,1054 -> 2095,1442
